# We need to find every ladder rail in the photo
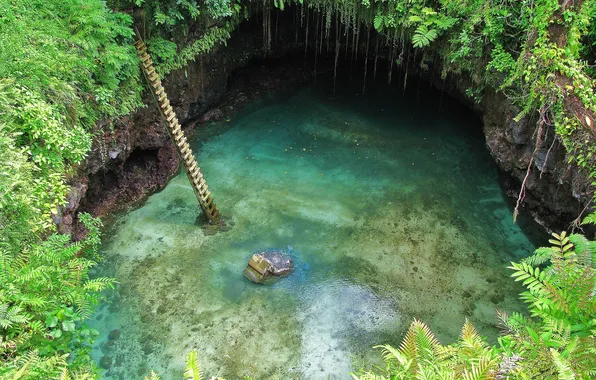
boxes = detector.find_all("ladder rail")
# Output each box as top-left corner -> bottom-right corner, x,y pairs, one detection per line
133,33 -> 219,222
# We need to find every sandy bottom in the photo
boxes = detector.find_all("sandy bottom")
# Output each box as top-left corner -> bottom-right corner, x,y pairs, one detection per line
89,78 -> 542,379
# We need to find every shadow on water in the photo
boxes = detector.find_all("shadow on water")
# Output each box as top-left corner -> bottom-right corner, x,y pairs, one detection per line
89,70 -> 547,379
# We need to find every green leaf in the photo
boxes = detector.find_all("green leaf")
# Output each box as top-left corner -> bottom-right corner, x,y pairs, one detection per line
374,14 -> 384,31
45,315 -> 58,328
62,321 -> 75,332
50,329 -> 62,339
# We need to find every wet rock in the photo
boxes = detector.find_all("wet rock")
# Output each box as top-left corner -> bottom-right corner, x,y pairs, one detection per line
202,225 -> 218,235
142,342 -> 154,355
243,250 -> 293,284
199,108 -> 224,123
101,339 -> 115,354
108,329 -> 121,341
108,146 -> 124,159
115,354 -> 125,366
100,355 -> 113,369
137,363 -> 148,377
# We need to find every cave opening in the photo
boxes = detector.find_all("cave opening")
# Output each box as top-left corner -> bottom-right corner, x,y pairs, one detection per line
87,17 -> 550,377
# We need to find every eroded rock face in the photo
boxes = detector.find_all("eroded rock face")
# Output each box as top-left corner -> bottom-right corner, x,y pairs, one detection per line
69,14 -> 591,234
482,91 -> 592,231
75,19 -> 308,228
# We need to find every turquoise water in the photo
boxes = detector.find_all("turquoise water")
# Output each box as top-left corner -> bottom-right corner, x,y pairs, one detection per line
90,77 -> 542,379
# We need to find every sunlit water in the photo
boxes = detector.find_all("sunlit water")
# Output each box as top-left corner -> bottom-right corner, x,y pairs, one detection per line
90,76 -> 544,379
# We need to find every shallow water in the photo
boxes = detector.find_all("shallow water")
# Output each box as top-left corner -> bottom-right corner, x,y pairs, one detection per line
90,76 -> 543,379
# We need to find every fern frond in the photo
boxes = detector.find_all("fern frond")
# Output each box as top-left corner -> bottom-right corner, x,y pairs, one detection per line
399,318 -> 441,374
184,350 -> 203,380
551,349 -> 575,380
524,247 -> 557,266
144,371 -> 161,380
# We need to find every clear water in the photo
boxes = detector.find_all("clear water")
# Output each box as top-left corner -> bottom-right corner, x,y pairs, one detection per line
90,76 -> 543,379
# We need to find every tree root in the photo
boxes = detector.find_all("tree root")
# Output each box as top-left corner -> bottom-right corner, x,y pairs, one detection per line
514,108 -> 550,221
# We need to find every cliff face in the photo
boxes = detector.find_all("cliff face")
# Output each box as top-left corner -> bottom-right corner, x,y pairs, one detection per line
60,20 -> 591,236
482,91 -> 591,231
64,23 -> 306,236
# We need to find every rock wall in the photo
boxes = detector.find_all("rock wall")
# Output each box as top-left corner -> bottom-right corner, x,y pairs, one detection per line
66,20 -> 306,236
63,16 -> 591,236
482,91 -> 592,231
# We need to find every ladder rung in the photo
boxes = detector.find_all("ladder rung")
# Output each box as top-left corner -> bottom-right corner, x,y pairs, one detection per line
135,39 -> 219,221
178,141 -> 189,151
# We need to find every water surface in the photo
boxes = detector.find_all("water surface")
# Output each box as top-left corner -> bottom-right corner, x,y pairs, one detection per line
90,77 -> 541,379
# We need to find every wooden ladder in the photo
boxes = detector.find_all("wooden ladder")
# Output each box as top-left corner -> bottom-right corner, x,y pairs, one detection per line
134,37 -> 220,222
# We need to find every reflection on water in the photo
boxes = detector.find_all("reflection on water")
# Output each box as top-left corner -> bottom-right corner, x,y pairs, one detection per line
89,76 -> 543,379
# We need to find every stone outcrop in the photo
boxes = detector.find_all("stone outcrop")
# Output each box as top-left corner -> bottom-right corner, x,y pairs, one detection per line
243,250 -> 293,284
482,91 -> 592,231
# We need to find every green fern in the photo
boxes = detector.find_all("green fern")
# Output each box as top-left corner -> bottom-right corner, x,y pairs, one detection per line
184,350 -> 203,380
145,371 -> 162,380
412,25 -> 438,48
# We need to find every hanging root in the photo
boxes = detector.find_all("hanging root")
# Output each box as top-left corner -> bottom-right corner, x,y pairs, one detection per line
513,107 -> 549,222
333,12 -> 340,95
363,28 -> 370,94
570,200 -> 593,232
373,36 -> 379,82
540,132 -> 558,179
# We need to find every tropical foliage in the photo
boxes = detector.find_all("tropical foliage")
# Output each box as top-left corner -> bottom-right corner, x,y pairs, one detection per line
144,349 -> 227,380
0,0 -> 135,377
0,215 -> 114,378
353,232 -> 596,379
2,0 -> 596,378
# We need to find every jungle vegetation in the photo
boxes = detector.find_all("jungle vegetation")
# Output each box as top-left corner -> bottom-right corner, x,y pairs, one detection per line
1,0 -> 596,378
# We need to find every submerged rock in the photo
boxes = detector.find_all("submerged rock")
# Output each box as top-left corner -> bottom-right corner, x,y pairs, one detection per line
100,355 -> 113,369
108,329 -> 121,341
243,250 -> 293,284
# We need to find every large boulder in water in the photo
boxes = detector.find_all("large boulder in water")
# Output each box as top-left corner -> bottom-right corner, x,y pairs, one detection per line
243,250 -> 293,284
